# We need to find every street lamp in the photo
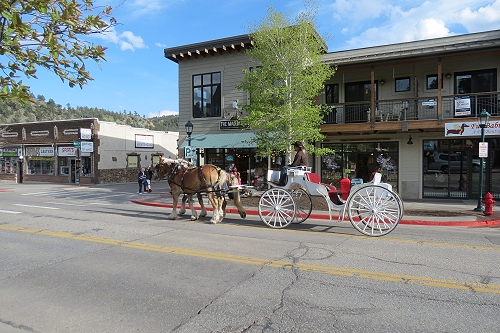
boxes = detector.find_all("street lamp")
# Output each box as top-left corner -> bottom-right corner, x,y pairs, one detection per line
185,120 -> 193,146
474,109 -> 490,212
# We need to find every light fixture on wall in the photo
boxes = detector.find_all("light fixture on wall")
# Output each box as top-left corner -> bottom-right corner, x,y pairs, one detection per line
232,100 -> 238,109
445,73 -> 452,79
407,136 -> 413,145
379,79 -> 385,85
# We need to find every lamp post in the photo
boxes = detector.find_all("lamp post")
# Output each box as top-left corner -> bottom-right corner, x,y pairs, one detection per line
474,109 -> 490,212
184,120 -> 193,162
185,120 -> 193,146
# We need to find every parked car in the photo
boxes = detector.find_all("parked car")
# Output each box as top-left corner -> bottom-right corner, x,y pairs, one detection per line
427,153 -> 480,174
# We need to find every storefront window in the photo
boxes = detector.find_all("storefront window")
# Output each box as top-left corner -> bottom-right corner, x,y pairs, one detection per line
322,142 -> 399,190
58,157 -> 69,175
81,156 -> 91,176
423,138 -> 489,199
27,157 -> 54,175
1,157 -> 17,174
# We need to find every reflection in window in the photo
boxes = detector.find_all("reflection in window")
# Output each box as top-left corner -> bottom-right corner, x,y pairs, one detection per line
325,83 -> 339,104
192,72 -> 221,118
426,74 -> 441,90
395,77 -> 410,92
27,157 -> 54,174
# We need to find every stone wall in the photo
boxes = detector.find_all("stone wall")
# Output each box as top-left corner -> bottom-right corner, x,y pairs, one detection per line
97,168 -> 139,184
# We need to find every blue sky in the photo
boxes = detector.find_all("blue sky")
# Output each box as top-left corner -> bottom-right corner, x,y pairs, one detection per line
25,0 -> 500,118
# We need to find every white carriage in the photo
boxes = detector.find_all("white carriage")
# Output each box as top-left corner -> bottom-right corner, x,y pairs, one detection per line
258,167 -> 404,236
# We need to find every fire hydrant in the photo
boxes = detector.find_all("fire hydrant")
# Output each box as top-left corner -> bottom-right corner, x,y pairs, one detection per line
482,192 -> 496,216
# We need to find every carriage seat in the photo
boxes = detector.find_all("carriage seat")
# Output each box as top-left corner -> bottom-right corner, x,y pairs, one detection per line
305,173 -> 344,205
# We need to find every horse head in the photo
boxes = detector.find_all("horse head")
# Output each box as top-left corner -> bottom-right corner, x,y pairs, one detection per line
154,157 -> 177,180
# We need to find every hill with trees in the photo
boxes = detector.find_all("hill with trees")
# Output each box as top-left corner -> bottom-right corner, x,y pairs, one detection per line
0,95 -> 179,132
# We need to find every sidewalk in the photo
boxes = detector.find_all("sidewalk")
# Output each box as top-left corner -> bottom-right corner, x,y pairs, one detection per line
131,189 -> 500,228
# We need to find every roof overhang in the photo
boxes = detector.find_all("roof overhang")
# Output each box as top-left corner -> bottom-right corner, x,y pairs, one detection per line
164,34 -> 253,63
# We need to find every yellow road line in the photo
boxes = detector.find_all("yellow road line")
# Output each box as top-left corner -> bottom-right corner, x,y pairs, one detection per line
2,224 -> 500,294
217,221 -> 500,251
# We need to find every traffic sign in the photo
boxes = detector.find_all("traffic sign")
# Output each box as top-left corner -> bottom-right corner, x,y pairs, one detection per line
73,141 -> 81,148
185,146 -> 196,158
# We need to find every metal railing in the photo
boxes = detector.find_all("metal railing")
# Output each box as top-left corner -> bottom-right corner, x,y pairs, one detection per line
323,92 -> 499,124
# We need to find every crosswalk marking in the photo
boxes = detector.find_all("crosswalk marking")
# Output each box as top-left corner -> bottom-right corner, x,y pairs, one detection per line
14,204 -> 60,210
0,209 -> 22,214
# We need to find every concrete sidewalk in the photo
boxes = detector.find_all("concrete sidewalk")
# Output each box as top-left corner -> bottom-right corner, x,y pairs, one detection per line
130,189 -> 500,228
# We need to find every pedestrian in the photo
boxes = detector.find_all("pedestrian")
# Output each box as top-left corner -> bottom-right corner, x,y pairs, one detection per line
279,141 -> 308,185
231,167 -> 241,185
137,167 -> 147,194
145,166 -> 153,192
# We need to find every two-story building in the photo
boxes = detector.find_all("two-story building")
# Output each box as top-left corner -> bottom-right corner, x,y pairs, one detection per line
164,29 -> 500,200
0,118 -> 178,184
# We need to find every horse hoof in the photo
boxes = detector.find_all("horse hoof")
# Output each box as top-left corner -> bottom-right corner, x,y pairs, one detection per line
190,216 -> 197,221
240,212 -> 247,218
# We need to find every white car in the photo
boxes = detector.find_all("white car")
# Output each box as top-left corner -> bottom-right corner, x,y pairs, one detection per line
428,153 -> 480,174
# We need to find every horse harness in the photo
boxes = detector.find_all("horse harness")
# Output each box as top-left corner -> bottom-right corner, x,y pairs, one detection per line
164,162 -> 229,197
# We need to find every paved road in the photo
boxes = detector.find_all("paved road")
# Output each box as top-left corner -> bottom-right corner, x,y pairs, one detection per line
1,183 -> 500,332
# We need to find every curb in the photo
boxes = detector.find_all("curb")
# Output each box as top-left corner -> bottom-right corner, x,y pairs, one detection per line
130,200 -> 500,228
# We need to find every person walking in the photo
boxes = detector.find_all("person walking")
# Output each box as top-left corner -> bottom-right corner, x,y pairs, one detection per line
145,166 -> 153,192
279,141 -> 308,185
137,167 -> 147,194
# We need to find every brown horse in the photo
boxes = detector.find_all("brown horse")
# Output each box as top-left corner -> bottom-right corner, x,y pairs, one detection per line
154,157 -> 246,223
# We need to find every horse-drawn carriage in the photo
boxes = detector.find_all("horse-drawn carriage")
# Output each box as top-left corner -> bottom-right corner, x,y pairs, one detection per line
154,158 -> 403,237
259,167 -> 404,236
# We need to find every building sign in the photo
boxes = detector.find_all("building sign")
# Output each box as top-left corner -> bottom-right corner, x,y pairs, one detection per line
58,146 -> 76,156
81,141 -> 94,153
1,147 -> 19,156
444,120 -> 500,137
135,134 -> 154,148
220,120 -> 244,130
26,147 -> 54,156
80,128 -> 92,140
454,96 -> 471,116
422,99 -> 437,106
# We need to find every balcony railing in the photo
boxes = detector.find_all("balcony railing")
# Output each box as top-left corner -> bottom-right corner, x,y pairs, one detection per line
324,92 -> 499,124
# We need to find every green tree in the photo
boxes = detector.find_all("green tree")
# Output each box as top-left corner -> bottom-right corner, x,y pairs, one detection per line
0,0 -> 117,103
237,2 -> 335,162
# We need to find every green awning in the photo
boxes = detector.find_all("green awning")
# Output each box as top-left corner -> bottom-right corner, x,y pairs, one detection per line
181,132 -> 255,149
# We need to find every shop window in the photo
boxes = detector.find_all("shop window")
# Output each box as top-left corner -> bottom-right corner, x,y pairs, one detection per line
27,157 -> 54,175
1,157 -> 17,174
127,155 -> 138,168
193,72 -> 221,118
81,157 -> 91,176
58,157 -> 69,175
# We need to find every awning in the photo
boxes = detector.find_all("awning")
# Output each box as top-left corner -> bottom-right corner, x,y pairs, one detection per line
181,132 -> 255,149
